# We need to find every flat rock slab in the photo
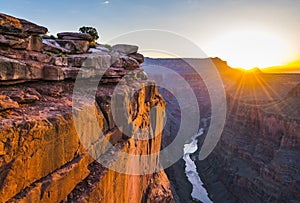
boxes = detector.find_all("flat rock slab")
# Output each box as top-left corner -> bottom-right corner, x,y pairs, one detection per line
0,13 -> 48,37
55,39 -> 90,53
57,32 -> 92,41
0,56 -> 27,80
112,44 -> 138,55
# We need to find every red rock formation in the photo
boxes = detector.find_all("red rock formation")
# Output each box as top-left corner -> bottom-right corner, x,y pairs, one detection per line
0,13 -> 173,203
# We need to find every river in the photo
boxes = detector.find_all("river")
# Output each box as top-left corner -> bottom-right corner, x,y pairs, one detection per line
183,128 -> 213,203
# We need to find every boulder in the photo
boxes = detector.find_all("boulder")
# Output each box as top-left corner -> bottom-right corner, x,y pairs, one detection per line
27,35 -> 43,52
0,13 -> 48,37
112,44 -> 138,55
55,39 -> 90,53
122,56 -> 140,70
111,56 -> 140,70
57,32 -> 92,41
129,53 -> 144,64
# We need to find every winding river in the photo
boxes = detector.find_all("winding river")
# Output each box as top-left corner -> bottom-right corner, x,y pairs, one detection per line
183,128 -> 213,203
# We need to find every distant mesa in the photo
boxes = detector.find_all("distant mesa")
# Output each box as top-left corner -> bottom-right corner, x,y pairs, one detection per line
235,66 -> 263,73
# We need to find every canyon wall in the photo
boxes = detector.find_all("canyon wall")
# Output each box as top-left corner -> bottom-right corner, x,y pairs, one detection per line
198,85 -> 300,203
0,13 -> 173,203
144,58 -> 300,203
143,58 -> 213,202
198,85 -> 300,202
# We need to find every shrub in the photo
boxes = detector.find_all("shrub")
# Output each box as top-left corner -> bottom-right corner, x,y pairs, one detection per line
79,26 -> 100,43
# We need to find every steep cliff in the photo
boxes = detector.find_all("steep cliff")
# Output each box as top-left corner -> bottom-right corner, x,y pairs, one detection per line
0,13 -> 173,203
197,85 -> 300,202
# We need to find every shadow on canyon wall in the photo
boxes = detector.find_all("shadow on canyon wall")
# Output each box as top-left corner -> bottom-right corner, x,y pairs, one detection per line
144,57 -> 300,203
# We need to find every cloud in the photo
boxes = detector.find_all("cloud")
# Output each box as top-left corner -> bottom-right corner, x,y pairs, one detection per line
102,0 -> 110,5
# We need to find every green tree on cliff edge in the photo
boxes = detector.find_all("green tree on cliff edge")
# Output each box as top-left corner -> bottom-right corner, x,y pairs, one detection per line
79,26 -> 100,43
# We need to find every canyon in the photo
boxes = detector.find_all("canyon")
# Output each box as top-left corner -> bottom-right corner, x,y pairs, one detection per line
1,12 -> 300,203
143,58 -> 300,203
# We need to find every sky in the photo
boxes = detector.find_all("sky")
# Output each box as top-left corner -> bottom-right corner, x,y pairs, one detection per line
1,0 -> 300,69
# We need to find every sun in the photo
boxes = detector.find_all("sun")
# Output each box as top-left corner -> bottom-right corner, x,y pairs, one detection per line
207,30 -> 293,70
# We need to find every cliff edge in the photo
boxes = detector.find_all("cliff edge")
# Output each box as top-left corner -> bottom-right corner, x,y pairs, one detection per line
0,13 -> 173,203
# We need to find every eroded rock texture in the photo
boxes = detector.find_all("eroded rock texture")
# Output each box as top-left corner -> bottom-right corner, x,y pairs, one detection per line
0,13 -> 173,203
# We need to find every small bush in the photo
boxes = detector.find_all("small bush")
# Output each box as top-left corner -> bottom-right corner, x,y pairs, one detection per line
79,26 -> 100,43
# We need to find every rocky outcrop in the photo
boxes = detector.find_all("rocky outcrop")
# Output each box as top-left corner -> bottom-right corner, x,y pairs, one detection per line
112,44 -> 139,55
0,13 -> 47,36
0,13 -> 147,85
0,81 -> 173,203
0,13 -> 47,52
52,32 -> 92,53
57,32 -> 93,41
0,13 -> 173,203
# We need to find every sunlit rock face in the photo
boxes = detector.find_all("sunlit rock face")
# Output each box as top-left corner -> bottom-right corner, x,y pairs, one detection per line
0,82 -> 173,203
0,13 -> 173,203
0,13 -> 47,52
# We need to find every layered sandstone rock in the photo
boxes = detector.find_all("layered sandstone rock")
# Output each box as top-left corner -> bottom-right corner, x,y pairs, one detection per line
0,13 -> 147,85
0,13 -> 173,203
0,81 -> 173,203
57,32 -> 93,41
0,13 -> 47,52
